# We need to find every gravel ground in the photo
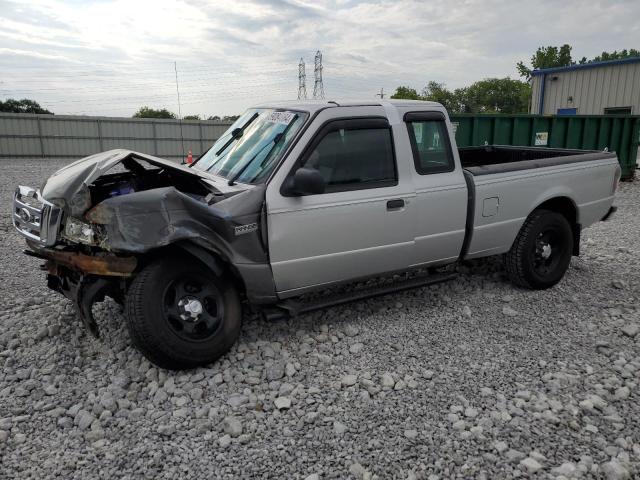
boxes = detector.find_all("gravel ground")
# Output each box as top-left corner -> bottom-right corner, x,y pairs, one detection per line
1,158 -> 639,480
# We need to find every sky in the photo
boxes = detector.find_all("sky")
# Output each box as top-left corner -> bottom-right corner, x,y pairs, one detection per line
1,0 -> 639,117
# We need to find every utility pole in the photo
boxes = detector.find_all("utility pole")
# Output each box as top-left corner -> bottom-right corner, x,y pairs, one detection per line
313,50 -> 325,100
375,87 -> 385,99
174,61 -> 185,160
297,58 -> 307,99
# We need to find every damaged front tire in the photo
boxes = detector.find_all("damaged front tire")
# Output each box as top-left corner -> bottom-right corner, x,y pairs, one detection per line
125,256 -> 242,370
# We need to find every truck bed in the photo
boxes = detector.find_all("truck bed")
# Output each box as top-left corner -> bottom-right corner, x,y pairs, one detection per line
458,145 -> 616,176
459,145 -> 619,260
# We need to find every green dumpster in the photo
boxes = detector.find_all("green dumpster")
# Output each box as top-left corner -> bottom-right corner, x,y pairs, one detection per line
450,114 -> 639,179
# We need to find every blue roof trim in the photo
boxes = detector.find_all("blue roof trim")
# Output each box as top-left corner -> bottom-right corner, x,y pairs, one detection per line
531,56 -> 640,76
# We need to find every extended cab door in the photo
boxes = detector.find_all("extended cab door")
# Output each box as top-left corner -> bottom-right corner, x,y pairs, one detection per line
399,109 -> 468,266
265,106 -> 416,296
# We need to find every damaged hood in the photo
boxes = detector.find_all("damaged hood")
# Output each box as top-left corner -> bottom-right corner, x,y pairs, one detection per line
41,149 -> 244,201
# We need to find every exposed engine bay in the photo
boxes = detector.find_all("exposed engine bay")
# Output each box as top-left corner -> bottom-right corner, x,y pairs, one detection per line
87,156 -> 225,207
47,153 -> 233,251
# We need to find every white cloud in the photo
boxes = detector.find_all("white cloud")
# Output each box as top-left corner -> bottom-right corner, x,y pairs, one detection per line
0,47 -> 76,61
0,0 -> 638,116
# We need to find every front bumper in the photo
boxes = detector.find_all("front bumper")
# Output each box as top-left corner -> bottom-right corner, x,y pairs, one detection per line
26,246 -> 137,277
26,246 -> 137,337
14,185 -> 136,338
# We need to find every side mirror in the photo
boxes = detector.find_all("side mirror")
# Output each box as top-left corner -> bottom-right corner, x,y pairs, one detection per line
291,167 -> 326,195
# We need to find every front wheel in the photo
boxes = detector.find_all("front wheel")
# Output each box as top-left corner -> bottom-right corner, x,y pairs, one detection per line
504,209 -> 573,290
125,256 -> 242,370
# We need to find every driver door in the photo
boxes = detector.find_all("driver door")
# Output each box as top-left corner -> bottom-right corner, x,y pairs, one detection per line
265,106 -> 416,296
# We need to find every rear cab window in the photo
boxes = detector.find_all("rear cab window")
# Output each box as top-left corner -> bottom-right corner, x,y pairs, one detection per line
404,112 -> 455,174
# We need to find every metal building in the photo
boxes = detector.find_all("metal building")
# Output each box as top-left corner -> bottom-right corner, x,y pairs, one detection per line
530,57 -> 640,115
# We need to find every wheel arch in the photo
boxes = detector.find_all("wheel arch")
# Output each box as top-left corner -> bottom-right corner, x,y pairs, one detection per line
173,241 -> 226,277
133,240 -> 279,305
530,195 -> 580,255
136,241 -> 246,294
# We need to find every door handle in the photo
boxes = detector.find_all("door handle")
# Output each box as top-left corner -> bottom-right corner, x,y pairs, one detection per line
386,199 -> 405,210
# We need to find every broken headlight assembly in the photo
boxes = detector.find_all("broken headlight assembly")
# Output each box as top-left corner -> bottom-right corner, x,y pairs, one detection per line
68,184 -> 92,216
63,217 -> 104,245
59,184 -> 107,245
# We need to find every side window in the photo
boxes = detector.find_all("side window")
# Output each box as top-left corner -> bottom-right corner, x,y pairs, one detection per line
300,127 -> 396,191
407,119 -> 454,174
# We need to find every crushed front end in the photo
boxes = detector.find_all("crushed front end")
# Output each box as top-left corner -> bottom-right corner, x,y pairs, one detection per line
13,184 -> 138,336
12,149 -> 274,337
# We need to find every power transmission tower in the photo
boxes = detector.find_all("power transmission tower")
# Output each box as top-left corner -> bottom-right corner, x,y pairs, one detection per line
313,50 -> 324,99
297,58 -> 307,100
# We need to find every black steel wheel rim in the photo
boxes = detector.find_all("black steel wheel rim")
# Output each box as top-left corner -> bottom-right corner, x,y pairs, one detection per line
532,229 -> 565,277
162,275 -> 224,342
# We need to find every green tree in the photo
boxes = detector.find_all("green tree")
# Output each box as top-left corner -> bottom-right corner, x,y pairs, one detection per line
421,81 -> 464,112
390,78 -> 530,114
517,44 -> 573,79
207,115 -> 239,122
183,114 -> 201,120
391,83 -> 466,112
463,78 -> 531,113
0,98 -> 53,114
517,45 -> 639,78
579,48 -> 640,64
132,106 -> 176,119
390,86 -> 422,100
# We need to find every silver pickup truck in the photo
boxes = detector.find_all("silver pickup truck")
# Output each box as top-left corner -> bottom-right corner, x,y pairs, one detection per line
13,100 -> 620,369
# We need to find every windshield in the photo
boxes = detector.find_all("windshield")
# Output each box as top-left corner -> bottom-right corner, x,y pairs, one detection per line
193,108 -> 307,184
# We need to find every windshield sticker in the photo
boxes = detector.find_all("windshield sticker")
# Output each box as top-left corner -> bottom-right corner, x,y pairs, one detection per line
264,111 -> 296,125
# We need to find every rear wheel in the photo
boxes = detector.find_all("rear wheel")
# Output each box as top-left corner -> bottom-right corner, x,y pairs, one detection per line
125,256 -> 241,370
504,209 -> 573,289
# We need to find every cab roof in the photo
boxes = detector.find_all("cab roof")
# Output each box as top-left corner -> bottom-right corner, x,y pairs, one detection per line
255,99 -> 444,114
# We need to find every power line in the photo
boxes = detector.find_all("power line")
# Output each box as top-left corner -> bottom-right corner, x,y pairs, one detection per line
1,75 -> 294,95
51,92 -> 293,115
1,54 -> 411,116
297,57 -> 307,100
313,50 -> 324,100
4,79 -> 295,105
32,86 -> 296,113
2,74 -> 386,107
7,68 -> 295,86
3,60 -> 296,75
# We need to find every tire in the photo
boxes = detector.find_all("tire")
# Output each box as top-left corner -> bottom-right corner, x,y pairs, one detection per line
504,209 -> 573,290
125,256 -> 242,370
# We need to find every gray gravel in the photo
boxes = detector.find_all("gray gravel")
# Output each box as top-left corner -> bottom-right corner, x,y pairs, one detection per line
1,158 -> 639,479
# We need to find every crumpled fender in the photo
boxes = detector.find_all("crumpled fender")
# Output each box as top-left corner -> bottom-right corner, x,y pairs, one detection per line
88,184 -> 268,265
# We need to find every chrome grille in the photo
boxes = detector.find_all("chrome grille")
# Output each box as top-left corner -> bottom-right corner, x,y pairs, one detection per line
13,185 -> 62,246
